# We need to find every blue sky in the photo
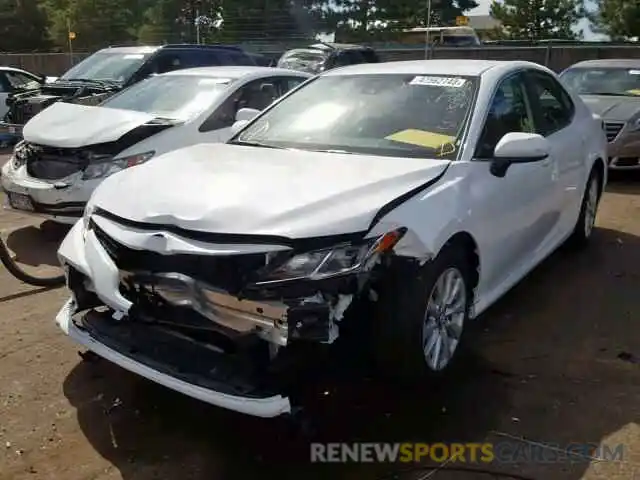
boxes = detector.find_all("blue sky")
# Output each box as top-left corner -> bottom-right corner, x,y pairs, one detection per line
469,0 -> 606,40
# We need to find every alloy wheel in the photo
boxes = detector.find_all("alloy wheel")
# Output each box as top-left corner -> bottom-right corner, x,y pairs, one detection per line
422,267 -> 467,371
584,177 -> 599,238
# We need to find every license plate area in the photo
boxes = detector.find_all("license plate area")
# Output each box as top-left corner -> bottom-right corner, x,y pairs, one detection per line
7,192 -> 34,211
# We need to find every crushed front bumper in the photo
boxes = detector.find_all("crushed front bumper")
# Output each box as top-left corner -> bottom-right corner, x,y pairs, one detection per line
55,218 -> 339,417
56,298 -> 292,417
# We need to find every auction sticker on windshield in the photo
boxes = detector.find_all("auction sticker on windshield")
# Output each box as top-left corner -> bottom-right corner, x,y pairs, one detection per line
410,76 -> 467,87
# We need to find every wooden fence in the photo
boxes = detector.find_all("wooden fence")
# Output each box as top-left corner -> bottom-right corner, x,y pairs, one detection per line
3,44 -> 640,76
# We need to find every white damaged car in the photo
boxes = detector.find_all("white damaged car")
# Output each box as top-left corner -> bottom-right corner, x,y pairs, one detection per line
56,60 -> 607,417
1,66 -> 311,224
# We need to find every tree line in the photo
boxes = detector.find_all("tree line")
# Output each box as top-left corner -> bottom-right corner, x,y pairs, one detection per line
0,0 -> 637,53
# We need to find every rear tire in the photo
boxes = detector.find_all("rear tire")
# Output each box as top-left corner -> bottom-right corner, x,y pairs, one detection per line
567,168 -> 601,249
371,245 -> 474,382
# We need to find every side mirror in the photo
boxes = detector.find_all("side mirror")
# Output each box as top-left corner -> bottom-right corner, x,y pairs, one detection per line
235,107 -> 260,123
490,132 -> 551,178
230,119 -> 249,134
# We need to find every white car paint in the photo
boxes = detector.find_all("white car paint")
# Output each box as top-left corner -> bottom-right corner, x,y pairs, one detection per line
1,66 -> 312,224
22,102 -> 158,148
88,143 -> 451,238
56,59 -> 607,417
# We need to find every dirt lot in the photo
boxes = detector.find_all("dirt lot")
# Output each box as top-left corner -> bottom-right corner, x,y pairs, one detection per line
0,169 -> 639,480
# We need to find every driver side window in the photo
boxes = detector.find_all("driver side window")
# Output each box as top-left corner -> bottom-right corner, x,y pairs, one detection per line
475,73 -> 535,158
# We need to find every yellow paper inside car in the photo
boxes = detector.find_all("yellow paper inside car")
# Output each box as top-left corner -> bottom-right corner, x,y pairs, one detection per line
385,129 -> 456,155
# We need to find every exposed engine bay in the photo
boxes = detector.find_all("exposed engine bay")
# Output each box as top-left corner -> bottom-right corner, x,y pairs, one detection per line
4,80 -> 120,126
12,120 -> 172,181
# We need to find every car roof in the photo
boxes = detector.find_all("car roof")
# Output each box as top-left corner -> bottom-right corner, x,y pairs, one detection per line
161,66 -> 312,79
0,66 -> 33,73
96,46 -> 161,54
95,44 -> 245,55
567,58 -> 640,69
322,59 -> 545,77
308,42 -> 373,51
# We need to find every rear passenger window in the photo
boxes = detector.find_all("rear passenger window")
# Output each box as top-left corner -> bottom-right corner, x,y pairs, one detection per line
527,71 -> 574,136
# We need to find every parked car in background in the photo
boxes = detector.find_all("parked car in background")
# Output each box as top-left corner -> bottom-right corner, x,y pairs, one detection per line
248,52 -> 277,66
560,59 -> 640,170
401,26 -> 482,46
0,66 -> 55,118
55,60 -> 606,418
1,66 -> 311,224
0,66 -> 56,145
276,42 -> 379,74
0,44 -> 259,139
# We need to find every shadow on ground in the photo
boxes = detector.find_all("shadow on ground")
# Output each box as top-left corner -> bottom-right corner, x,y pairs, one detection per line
606,169 -> 640,194
4,220 -> 70,268
62,226 -> 640,480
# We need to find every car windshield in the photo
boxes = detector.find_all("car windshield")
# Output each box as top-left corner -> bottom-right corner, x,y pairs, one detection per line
560,67 -> 640,96
277,50 -> 327,72
234,73 -> 478,159
60,51 -> 153,83
101,75 -> 232,121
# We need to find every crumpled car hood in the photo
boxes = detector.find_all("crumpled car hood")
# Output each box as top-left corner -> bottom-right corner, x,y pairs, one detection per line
581,95 -> 640,121
23,102 -> 157,148
91,143 -> 450,239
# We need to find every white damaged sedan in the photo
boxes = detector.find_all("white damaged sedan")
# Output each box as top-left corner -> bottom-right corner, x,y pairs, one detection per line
56,60 -> 607,418
1,66 -> 310,224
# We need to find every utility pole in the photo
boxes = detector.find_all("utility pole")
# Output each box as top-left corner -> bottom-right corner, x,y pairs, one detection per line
196,7 -> 201,44
67,17 -> 74,67
424,0 -> 432,59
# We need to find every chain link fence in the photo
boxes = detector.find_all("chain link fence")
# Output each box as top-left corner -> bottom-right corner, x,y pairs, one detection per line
2,43 -> 640,76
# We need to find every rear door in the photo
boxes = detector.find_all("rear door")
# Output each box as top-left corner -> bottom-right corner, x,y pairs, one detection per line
524,69 -> 584,234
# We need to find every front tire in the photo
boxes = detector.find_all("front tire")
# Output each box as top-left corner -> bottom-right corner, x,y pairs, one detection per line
371,245 -> 474,381
567,168 -> 601,248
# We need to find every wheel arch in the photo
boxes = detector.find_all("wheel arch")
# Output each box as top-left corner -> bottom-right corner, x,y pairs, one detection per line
591,157 -> 606,197
437,230 -> 481,300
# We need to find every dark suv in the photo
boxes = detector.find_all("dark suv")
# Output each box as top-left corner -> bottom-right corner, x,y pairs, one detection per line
276,43 -> 380,74
1,44 -> 258,137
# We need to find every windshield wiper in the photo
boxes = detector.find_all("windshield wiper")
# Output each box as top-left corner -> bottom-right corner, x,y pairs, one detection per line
229,139 -> 285,149
586,92 -> 632,97
64,78 -> 121,87
149,116 -> 180,125
307,148 -> 354,154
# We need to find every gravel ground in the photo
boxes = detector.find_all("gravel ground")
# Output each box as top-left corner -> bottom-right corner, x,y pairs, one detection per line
0,167 -> 639,480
